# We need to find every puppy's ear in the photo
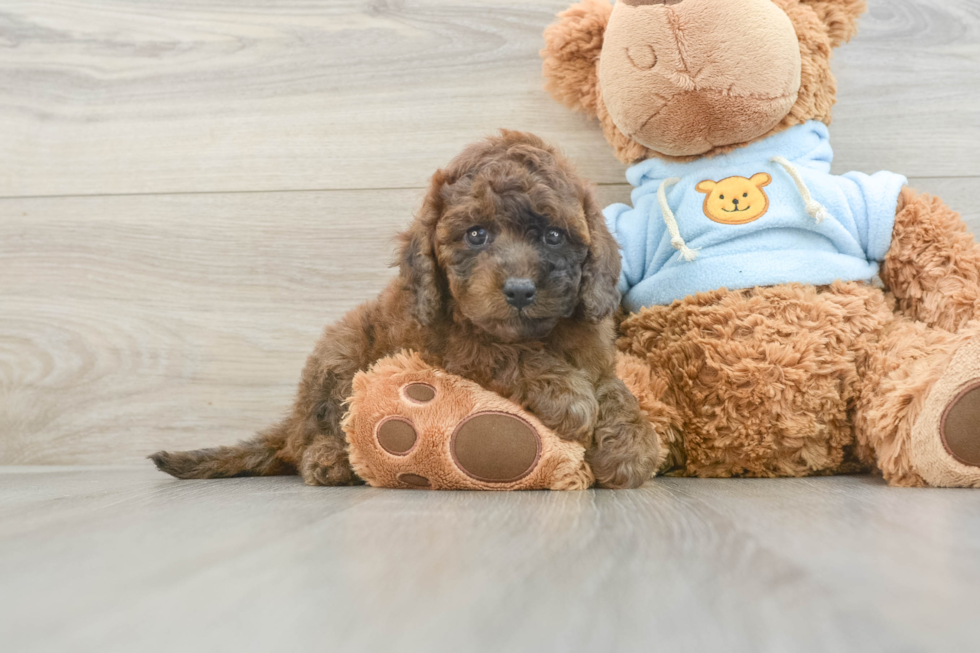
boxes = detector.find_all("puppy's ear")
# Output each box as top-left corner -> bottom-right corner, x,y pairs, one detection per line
798,0 -> 866,47
398,171 -> 446,326
578,188 -> 622,323
541,0 -> 613,118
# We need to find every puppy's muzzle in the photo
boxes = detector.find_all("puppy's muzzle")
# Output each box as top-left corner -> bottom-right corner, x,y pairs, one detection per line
502,278 -> 537,309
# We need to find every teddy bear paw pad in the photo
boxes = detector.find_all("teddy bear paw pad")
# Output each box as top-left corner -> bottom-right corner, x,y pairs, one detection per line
397,472 -> 431,488
942,382 -> 980,467
403,383 -> 436,404
450,412 -> 541,483
376,417 -> 418,455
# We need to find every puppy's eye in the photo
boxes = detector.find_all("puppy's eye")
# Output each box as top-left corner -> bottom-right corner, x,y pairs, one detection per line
465,227 -> 489,248
543,228 -> 565,247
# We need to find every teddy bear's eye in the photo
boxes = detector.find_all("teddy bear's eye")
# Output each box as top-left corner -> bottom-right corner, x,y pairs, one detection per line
719,195 -> 725,200
743,193 -> 748,198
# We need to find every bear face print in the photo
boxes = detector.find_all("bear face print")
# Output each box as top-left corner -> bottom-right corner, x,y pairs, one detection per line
696,173 -> 772,225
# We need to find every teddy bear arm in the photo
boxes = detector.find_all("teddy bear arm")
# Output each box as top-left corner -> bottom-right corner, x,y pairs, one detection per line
880,187 -> 980,332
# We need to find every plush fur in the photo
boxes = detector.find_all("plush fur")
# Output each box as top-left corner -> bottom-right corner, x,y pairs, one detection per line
541,0 -> 980,487
596,0 -> 804,157
152,131 -> 660,489
618,281 -> 888,478
882,188 -> 980,332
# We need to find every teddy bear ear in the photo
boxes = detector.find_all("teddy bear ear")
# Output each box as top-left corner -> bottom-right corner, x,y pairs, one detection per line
798,0 -> 867,47
541,0 -> 613,118
750,173 -> 772,188
695,180 -> 716,194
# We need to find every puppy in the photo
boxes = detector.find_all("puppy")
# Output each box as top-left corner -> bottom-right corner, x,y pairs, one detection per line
152,131 -> 660,488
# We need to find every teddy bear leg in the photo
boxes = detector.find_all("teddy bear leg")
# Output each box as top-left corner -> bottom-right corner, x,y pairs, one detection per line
342,352 -> 594,491
856,317 -> 980,487
880,187 -> 980,332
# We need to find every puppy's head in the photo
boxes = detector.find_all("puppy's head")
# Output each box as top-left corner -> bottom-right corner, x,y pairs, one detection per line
399,131 -> 621,343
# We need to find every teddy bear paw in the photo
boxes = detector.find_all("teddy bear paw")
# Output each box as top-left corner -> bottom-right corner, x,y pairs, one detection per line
343,353 -> 593,491
910,334 -> 980,487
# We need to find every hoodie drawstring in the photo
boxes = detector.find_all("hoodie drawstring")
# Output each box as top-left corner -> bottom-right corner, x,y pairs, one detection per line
770,156 -> 831,224
658,177 -> 700,262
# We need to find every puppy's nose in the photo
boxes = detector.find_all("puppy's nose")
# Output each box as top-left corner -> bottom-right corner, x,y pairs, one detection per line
503,278 -> 537,309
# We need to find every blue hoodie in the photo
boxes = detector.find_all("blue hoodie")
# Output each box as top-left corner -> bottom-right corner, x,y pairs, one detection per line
604,121 -> 908,310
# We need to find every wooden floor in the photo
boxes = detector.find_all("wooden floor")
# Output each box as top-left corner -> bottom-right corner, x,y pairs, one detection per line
2,1 -> 980,650
1,467 -> 979,653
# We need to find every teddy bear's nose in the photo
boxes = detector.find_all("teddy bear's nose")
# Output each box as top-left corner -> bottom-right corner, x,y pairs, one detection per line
621,0 -> 686,6
732,198 -> 740,206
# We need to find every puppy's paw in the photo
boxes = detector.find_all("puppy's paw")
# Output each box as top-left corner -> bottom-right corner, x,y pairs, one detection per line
343,352 -> 594,490
523,377 -> 600,444
550,395 -> 601,443
587,425 -> 659,490
300,440 -> 361,486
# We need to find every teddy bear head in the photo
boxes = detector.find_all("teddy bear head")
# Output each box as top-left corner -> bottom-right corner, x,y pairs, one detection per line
542,0 -> 866,164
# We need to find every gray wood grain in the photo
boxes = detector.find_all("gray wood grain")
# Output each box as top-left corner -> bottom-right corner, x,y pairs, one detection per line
0,188 -> 416,464
1,0 -> 978,198
1,468 -> 978,653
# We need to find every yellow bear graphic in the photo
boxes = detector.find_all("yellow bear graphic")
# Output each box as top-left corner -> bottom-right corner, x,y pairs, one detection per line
696,173 -> 772,225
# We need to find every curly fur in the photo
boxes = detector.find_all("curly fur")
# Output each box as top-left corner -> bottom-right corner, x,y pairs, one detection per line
613,275 -> 976,486
152,131 -> 660,489
881,187 -> 980,332
541,0 -> 612,118
800,0 -> 867,47
618,282 -> 892,478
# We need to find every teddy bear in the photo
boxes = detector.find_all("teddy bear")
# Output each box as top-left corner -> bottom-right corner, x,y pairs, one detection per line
536,0 -> 980,487
344,0 -> 980,490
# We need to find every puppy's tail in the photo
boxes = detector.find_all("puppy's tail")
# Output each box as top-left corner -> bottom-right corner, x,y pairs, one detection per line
150,429 -> 294,479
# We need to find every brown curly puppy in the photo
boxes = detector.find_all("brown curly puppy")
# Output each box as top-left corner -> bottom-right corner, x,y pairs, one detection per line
152,131 -> 660,489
